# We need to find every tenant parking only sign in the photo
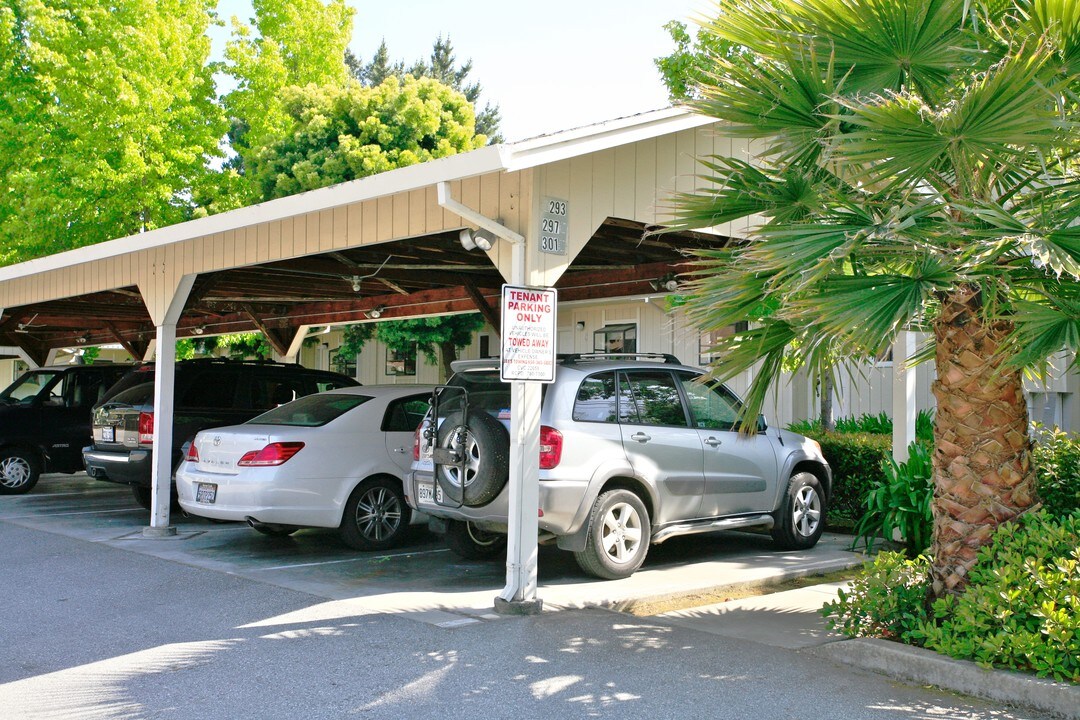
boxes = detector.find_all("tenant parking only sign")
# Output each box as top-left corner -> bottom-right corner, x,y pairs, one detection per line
500,285 -> 558,383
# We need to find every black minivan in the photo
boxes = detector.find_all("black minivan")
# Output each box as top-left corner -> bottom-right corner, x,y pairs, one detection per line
82,358 -> 358,508
0,363 -> 133,494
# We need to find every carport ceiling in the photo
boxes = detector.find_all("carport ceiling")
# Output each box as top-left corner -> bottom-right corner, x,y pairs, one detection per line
0,218 -> 728,362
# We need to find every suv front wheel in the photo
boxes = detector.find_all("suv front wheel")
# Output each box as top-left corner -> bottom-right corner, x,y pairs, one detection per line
771,471 -> 825,550
574,489 -> 651,580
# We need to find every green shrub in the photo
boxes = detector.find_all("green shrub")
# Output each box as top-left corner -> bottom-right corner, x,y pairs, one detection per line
820,551 -> 931,642
808,431 -> 891,524
789,409 -> 935,441
835,411 -> 892,435
854,440 -> 933,555
918,511 -> 1080,683
1032,425 -> 1080,518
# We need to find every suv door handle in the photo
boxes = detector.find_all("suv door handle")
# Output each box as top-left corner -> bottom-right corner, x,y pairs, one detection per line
703,436 -> 722,447
630,432 -> 651,443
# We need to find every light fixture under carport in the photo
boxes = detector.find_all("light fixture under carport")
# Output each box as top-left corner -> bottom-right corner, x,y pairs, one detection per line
459,228 -> 495,252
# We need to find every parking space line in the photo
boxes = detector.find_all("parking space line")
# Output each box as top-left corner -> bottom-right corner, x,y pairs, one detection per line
1,508 -> 139,519
255,547 -> 450,572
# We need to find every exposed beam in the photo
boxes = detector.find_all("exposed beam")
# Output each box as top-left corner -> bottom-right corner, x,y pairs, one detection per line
464,280 -> 500,334
106,321 -> 149,361
242,303 -> 291,357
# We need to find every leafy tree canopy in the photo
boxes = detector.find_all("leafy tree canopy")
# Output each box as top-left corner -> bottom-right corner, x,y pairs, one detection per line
220,0 -> 354,202
0,0 -> 226,264
347,35 -> 502,141
249,75 -> 487,200
655,18 -> 745,101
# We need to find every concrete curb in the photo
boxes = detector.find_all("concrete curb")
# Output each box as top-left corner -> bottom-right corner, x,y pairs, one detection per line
815,638 -> 1080,720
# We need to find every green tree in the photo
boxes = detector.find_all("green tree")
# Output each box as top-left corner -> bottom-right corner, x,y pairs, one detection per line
249,75 -> 487,200
349,35 -> 502,141
665,0 -> 1080,598
655,18 -> 744,101
0,0 -> 226,264
375,314 -> 486,380
220,0 -> 354,200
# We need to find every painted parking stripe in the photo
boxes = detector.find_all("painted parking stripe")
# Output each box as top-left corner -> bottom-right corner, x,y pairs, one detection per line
254,547 -> 450,571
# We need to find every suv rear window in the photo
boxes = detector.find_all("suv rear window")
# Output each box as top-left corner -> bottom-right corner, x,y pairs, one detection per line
443,370 -> 512,418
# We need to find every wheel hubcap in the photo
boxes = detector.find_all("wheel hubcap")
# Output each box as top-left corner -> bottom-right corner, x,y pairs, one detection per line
600,502 -> 642,564
792,485 -> 821,537
439,430 -> 480,489
355,487 -> 402,541
0,457 -> 31,489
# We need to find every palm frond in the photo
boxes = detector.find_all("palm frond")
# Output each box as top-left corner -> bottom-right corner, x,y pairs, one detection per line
835,44 -> 1063,195
789,258 -> 953,355
660,157 -> 823,232
798,0 -> 976,98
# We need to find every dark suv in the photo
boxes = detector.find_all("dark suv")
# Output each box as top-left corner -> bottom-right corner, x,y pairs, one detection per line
0,363 -> 133,494
83,358 -> 358,508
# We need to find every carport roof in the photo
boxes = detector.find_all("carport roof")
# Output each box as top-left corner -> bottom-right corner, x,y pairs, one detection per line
0,108 -> 726,362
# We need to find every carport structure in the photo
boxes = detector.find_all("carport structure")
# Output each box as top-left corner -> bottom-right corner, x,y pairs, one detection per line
0,108 -> 752,609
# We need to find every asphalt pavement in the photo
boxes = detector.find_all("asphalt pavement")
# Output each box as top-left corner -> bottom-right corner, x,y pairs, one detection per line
0,474 -> 1066,719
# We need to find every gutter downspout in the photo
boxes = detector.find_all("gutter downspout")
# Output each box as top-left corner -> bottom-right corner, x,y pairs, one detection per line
437,182 -> 541,613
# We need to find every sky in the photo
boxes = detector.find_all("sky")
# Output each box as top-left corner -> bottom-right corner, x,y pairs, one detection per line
214,0 -> 709,142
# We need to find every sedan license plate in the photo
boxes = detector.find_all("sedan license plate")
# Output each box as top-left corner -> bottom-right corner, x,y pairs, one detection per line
195,482 -> 217,504
101,426 -> 114,443
417,482 -> 442,504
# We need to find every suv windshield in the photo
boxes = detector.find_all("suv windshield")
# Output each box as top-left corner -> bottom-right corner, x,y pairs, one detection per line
246,392 -> 371,427
0,371 -> 63,404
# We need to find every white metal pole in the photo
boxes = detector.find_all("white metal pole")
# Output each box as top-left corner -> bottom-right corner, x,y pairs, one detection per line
892,331 -> 917,462
147,321 -> 177,533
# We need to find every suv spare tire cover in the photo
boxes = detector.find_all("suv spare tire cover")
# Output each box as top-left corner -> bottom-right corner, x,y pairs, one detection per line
435,410 -> 510,507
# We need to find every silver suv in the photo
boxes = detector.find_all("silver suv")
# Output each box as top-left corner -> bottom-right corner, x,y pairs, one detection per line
407,354 -> 831,580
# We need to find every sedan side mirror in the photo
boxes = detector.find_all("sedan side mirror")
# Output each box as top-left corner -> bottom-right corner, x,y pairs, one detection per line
757,414 -> 768,433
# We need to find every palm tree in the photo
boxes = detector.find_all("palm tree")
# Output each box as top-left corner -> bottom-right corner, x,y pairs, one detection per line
664,0 -> 1080,597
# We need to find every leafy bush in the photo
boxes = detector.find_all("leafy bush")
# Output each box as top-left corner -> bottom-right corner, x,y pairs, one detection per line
854,440 -> 933,555
820,551 -> 931,643
805,431 -> 891,524
1031,425 -> 1080,518
788,409 -> 935,441
835,411 -> 891,435
919,511 -> 1080,683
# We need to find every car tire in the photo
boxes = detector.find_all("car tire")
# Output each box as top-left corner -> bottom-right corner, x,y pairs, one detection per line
771,471 -> 825,550
435,411 -> 509,507
251,523 -> 299,538
445,520 -> 507,560
0,449 -> 41,495
574,488 -> 651,580
339,477 -> 412,551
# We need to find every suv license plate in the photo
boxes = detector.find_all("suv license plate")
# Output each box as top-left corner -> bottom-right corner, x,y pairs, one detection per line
101,426 -> 114,443
417,482 -> 442,504
196,483 -> 217,504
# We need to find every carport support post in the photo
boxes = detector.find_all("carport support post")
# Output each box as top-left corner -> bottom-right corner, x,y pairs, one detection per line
142,274 -> 196,536
892,330 -> 916,463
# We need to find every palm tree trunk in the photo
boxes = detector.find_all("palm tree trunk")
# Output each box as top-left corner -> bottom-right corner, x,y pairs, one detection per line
930,285 -> 1038,598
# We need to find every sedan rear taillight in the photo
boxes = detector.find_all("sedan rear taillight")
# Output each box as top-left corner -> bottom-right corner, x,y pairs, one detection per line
539,425 -> 563,470
237,442 -> 305,467
185,442 -> 199,463
138,412 -> 154,446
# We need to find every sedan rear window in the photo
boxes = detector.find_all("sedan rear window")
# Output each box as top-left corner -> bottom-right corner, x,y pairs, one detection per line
247,393 -> 371,427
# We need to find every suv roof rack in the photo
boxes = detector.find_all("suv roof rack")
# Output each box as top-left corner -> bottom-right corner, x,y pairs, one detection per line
559,352 -> 682,365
